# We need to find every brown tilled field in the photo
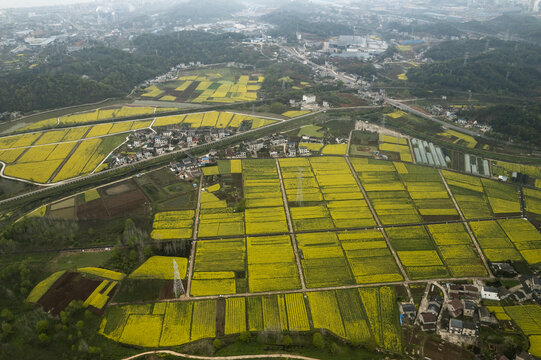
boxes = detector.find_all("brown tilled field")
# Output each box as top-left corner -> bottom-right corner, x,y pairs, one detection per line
37,272 -> 101,315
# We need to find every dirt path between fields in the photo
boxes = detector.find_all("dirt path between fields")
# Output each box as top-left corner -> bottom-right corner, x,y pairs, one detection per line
438,169 -> 494,278
275,157 -> 306,290
123,350 -> 320,360
186,174 -> 203,297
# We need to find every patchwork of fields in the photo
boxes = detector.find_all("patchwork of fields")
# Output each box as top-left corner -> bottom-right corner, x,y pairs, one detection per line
0,111 -> 280,183
141,73 -> 264,104
21,106 -> 176,131
24,153 -> 541,355
100,286 -> 401,351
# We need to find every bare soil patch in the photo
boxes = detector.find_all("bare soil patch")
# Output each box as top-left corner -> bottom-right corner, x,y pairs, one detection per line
37,272 -> 101,316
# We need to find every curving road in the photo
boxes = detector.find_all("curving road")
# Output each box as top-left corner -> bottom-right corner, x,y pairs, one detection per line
123,350 -> 320,360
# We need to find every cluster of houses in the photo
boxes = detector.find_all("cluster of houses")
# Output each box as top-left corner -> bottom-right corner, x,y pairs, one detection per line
110,127 -> 237,167
428,104 -> 492,133
401,275 -> 541,342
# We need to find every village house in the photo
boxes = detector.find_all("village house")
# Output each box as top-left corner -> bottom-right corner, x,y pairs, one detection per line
478,306 -> 497,326
481,286 -> 500,301
448,299 -> 463,318
449,318 -> 463,334
463,300 -> 476,317
419,312 -> 437,332
462,321 -> 478,336
400,303 -> 417,320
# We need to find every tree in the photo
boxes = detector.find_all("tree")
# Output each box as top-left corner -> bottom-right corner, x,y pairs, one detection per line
2,322 -> 13,335
36,319 -> 49,333
313,332 -> 324,350
330,342 -> 342,354
283,334 -> 293,347
270,102 -> 286,114
213,338 -> 222,350
1,309 -> 13,322
239,331 -> 251,343
38,333 -> 50,345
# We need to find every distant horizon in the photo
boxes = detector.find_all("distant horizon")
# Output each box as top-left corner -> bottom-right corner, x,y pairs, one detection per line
0,0 -> 93,9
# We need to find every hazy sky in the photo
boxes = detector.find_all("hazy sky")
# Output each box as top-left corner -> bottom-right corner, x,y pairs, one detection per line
0,0 -> 92,9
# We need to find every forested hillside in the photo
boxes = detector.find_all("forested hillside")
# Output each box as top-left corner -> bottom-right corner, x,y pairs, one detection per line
407,40 -> 541,97
0,31 -> 261,113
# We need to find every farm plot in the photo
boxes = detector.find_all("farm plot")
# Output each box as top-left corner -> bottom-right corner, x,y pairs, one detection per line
1,144 -> 71,183
225,298 -> 247,335
321,144 -> 348,155
308,287 -> 401,351
29,272 -> 103,315
525,188 -> 541,224
100,287 -> 402,352
191,238 -> 245,296
378,134 -> 412,162
245,207 -> 288,235
386,226 -> 449,280
52,135 -> 126,182
77,267 -> 125,281
351,158 -> 421,225
310,157 -> 375,228
498,219 -> 541,264
399,164 -> 459,221
172,73 -> 263,104
358,286 -> 402,352
296,232 -> 354,288
282,110 -> 311,118
83,279 -> 117,309
101,300 -> 217,347
26,270 -> 66,303
151,210 -> 194,240
243,159 -> 288,234
246,235 -> 300,292
160,302 -> 193,346
437,129 -> 477,149
426,223 -> 487,277
198,204 -> 244,238
22,106 -> 167,131
337,229 -> 403,284
481,178 -> 521,215
504,305 -> 541,357
279,157 -> 323,203
469,220 -> 523,262
129,256 -> 188,280
153,111 -> 276,130
243,159 -> 284,208
442,170 -> 493,219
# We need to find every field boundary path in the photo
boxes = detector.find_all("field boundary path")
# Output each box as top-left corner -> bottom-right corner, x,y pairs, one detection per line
123,350 -> 320,360
438,169 -> 494,278
109,275 -> 491,306
275,158 -> 307,290
186,174 -> 203,298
